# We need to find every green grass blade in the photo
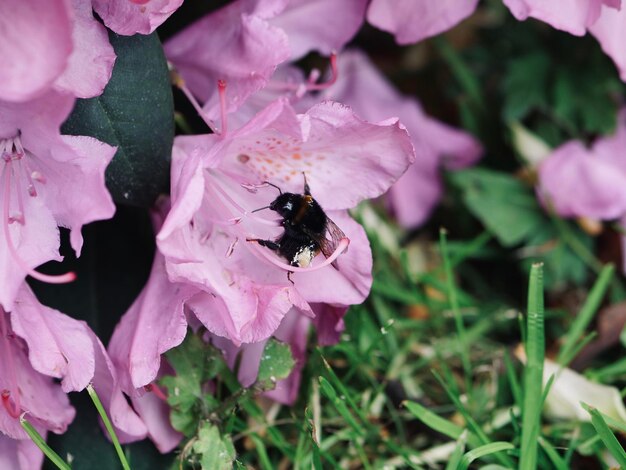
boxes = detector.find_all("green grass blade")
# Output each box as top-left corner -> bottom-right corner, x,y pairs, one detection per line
519,263 -> 545,470
459,442 -> 515,470
431,370 -> 515,467
20,415 -> 71,470
87,384 -> 131,470
440,228 -> 472,392
318,377 -> 363,436
557,264 -> 614,364
583,403 -> 626,467
403,401 -> 464,440
250,434 -> 274,470
503,351 -> 522,409
538,437 -> 568,470
445,430 -> 468,470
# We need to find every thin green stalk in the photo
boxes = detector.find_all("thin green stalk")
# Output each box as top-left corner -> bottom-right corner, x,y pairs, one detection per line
87,384 -> 131,470
440,228 -> 472,393
20,415 -> 70,470
519,263 -> 545,470
433,37 -> 483,108
557,264 -> 614,364
583,404 -> 626,467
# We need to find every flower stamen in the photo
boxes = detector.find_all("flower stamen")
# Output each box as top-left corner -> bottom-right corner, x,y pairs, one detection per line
2,156 -> 76,284
144,383 -> 168,401
218,79 -> 228,137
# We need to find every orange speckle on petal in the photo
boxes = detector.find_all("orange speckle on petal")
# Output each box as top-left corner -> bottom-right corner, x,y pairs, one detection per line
292,153 -> 301,160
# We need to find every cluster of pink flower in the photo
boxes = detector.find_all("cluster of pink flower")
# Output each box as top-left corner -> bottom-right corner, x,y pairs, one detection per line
2,0 -> 626,466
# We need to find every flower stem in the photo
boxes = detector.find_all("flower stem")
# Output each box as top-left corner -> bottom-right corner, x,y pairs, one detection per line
87,384 -> 131,470
20,414 -> 70,470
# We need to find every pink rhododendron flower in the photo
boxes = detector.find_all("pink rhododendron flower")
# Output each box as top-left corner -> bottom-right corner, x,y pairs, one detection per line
0,435 -> 44,470
0,0 -> 115,102
165,0 -> 366,121
270,0 -> 367,60
503,0 -> 620,35
324,50 -> 482,228
367,0 -> 479,45
538,110 -> 626,221
589,4 -> 626,81
92,0 -> 185,36
0,0 -> 73,102
0,290 -> 80,468
0,91 -> 116,310
502,1 -> 626,82
156,98 -> 413,347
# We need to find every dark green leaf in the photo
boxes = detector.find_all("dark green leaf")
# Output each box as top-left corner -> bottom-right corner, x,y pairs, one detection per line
257,338 -> 295,384
161,333 -> 224,436
450,169 -> 545,247
62,31 -> 174,207
192,423 -> 236,470
503,53 -> 550,121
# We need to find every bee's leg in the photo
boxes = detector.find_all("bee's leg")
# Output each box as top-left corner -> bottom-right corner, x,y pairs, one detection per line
302,172 -> 310,195
247,238 -> 280,251
287,271 -> 294,284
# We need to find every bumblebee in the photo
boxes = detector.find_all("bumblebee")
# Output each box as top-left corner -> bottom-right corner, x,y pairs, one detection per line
249,175 -> 346,268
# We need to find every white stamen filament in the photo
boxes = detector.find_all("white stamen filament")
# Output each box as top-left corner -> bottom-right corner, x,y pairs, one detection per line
249,237 -> 350,273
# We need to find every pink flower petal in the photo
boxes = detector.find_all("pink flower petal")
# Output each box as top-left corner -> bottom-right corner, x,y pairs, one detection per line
88,330 -> 148,443
0,435 -> 44,470
225,99 -> 416,210
55,0 -> 116,98
10,285 -> 95,393
589,4 -> 626,82
29,135 -> 115,257
503,0 -> 614,35
186,278 -> 300,345
367,0 -> 479,44
92,0 -> 184,35
0,313 -> 75,440
108,251 -> 192,391
310,303 -> 348,346
325,50 -> 482,227
0,92 -> 115,307
130,391 -> 182,453
271,0 -> 367,59
0,187 -> 60,311
165,0 -> 291,120
387,164 -> 442,228
0,0 -> 73,102
538,140 -> 626,220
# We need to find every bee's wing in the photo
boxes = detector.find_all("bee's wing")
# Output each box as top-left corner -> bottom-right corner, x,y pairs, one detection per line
305,216 -> 347,262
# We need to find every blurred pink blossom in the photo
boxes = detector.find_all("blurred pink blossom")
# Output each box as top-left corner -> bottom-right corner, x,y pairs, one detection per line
165,0 -> 366,121
538,110 -> 626,221
367,0 -> 479,45
0,91 -> 116,310
325,50 -> 483,228
503,0 -> 620,35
